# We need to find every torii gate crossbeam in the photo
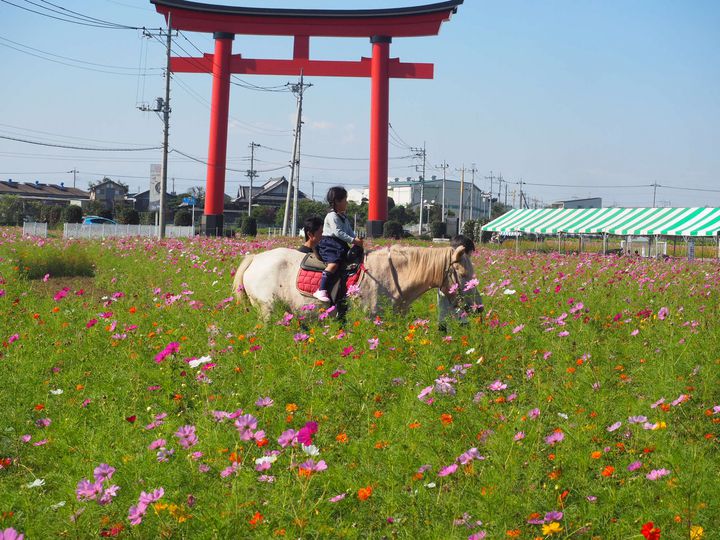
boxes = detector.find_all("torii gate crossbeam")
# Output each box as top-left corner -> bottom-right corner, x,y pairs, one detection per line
151,0 -> 462,237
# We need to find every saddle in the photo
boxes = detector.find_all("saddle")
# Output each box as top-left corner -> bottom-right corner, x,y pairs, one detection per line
296,252 -> 364,301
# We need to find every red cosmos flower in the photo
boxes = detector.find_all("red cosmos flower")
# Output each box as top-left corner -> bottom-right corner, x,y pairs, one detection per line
641,522 -> 661,540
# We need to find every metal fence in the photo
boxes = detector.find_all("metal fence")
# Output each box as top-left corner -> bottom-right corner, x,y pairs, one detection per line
63,223 -> 194,239
22,222 -> 48,237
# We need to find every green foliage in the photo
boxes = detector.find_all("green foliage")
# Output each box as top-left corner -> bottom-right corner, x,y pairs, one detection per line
40,204 -> 63,227
388,204 -> 417,225
15,243 -> 94,279
116,207 -> 140,225
430,221 -> 446,238
462,219 -> 476,238
173,209 -> 192,226
84,200 -> 106,217
240,216 -> 257,237
97,208 -> 114,220
251,205 -> 278,226
382,220 -> 404,239
62,204 -> 83,224
0,195 -> 23,225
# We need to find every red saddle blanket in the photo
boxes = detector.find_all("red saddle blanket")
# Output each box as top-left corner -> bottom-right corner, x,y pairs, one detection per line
296,265 -> 364,297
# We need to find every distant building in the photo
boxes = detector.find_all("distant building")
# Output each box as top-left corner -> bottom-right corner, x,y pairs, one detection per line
387,176 -> 489,220
232,177 -> 308,208
551,197 -> 602,209
88,178 -> 128,211
0,179 -> 89,206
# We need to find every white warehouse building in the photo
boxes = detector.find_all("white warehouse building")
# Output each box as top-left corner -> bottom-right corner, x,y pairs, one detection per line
348,176 -> 491,221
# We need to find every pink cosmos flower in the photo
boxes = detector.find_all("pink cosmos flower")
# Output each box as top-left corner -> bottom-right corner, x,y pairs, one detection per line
606,421 -> 622,432
657,307 -> 669,320
488,380 -> 507,391
0,528 -> 24,540
544,431 -> 565,445
512,324 -> 524,334
297,422 -> 318,446
438,463 -> 458,477
35,418 -> 51,428
329,493 -> 346,503
513,431 -> 526,442
148,439 -> 167,450
646,468 -> 671,481
277,429 -> 297,448
627,461 -> 642,472
175,425 -> 198,449
528,408 -> 541,419
93,463 -> 115,482
255,397 -> 274,407
76,479 -> 103,501
8,334 -> 19,344
368,337 -> 379,350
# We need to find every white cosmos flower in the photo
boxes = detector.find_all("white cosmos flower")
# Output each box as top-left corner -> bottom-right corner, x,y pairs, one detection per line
188,355 -> 212,368
50,389 -> 63,395
25,478 -> 45,488
503,289 -> 516,295
301,444 -> 320,456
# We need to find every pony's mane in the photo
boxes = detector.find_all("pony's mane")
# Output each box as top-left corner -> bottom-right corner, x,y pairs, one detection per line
373,245 -> 453,287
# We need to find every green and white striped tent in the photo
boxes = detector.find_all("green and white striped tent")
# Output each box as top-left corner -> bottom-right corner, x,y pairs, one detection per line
482,208 -> 720,237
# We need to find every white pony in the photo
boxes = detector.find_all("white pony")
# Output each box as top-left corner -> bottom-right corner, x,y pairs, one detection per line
232,244 -> 481,320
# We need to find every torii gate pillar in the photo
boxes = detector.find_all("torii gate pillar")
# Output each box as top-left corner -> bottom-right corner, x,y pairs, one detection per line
367,36 -> 391,238
203,31 -> 234,236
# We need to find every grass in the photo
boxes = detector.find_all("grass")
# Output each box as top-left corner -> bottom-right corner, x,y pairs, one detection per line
0,228 -> 718,539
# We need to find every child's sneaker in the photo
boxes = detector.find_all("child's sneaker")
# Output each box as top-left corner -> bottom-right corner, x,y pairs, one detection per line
313,289 -> 330,302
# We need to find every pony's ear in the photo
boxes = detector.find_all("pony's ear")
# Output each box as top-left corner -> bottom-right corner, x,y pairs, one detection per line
452,245 -> 466,262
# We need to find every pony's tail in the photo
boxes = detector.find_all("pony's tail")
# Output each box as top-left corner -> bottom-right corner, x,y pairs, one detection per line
232,254 -> 254,303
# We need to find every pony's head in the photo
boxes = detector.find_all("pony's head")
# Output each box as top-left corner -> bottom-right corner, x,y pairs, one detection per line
439,246 -> 484,314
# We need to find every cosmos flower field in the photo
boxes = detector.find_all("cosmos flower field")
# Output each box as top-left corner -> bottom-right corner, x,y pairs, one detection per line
0,229 -> 717,539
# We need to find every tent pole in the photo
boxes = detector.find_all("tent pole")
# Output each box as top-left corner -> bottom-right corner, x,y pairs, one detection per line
602,233 -> 607,255
515,231 -> 519,254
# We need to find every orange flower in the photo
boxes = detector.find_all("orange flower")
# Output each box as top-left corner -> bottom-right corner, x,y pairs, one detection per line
357,486 -> 373,501
408,421 -> 421,429
506,529 -> 521,537
34,403 -> 45,411
591,451 -> 602,459
336,433 -> 348,443
373,410 -> 383,419
601,465 -> 615,477
285,403 -> 298,413
249,511 -> 263,527
440,413 -> 453,425
129,306 -> 137,314
52,307 -> 60,313
314,360 -> 324,367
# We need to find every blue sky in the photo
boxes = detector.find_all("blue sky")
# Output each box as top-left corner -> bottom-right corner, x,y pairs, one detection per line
1,0 -> 718,208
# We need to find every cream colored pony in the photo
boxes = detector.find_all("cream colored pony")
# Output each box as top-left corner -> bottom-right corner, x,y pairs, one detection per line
232,245 -> 481,320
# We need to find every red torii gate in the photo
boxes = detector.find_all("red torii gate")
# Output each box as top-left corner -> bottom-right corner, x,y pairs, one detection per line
151,0 -> 463,236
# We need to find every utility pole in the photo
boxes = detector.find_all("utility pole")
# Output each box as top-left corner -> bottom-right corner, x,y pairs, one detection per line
469,163 -> 477,219
171,177 -> 175,195
282,72 -> 311,236
139,18 -> 173,239
68,168 -> 78,189
246,142 -> 259,216
518,178 -> 525,209
504,182 -> 508,207
484,171 -> 496,219
412,142 -> 426,234
436,160 -> 449,221
456,165 -> 466,226
652,181 -> 658,208
497,173 -> 504,202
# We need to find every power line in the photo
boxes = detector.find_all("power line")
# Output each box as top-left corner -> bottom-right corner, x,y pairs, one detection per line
0,0 -> 140,29
0,134 -> 161,151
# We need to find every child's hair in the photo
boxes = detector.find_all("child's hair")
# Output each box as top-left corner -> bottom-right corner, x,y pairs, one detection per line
303,215 -> 323,241
326,186 -> 348,211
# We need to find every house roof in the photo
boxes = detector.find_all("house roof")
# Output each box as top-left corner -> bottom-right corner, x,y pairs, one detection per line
0,180 -> 89,199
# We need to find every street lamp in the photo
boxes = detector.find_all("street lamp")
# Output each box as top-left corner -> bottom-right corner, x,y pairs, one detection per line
423,199 -> 435,233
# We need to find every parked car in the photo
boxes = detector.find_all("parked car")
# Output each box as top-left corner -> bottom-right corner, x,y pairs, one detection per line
82,216 -> 117,225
